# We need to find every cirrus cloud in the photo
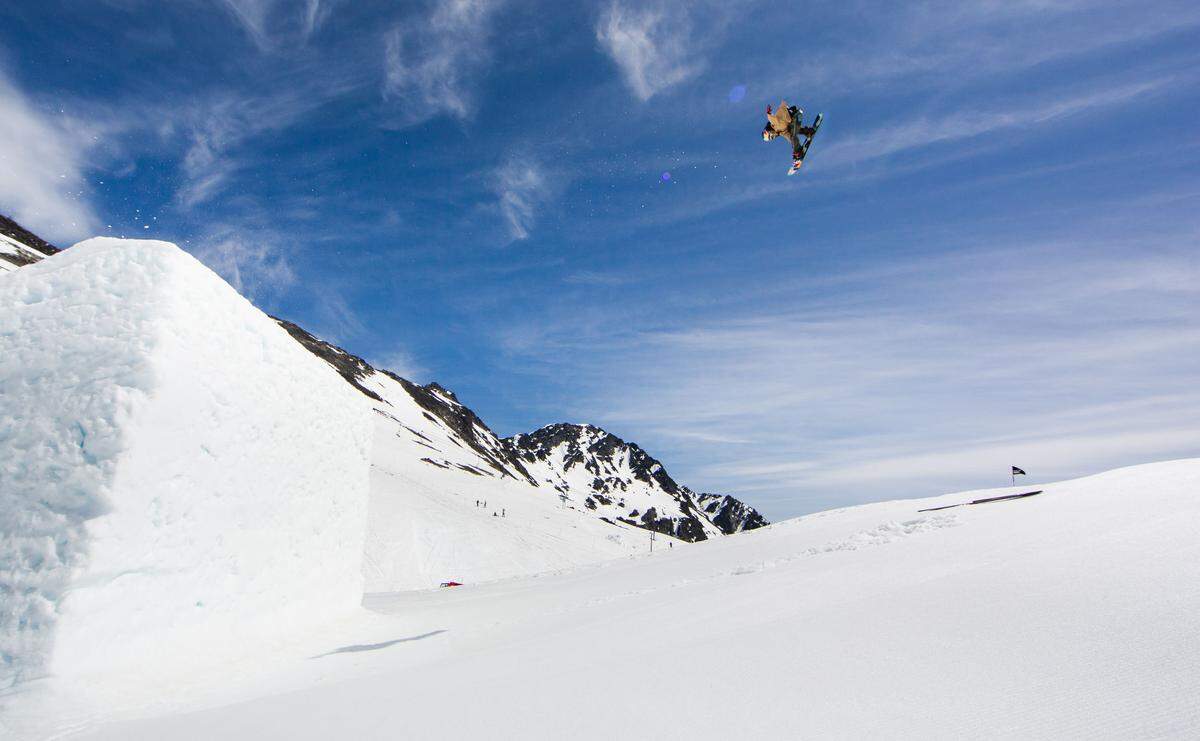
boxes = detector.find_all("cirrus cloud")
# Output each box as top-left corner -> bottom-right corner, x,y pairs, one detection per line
0,70 -> 100,242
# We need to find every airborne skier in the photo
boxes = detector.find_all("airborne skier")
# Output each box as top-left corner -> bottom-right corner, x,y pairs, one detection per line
763,100 -> 823,175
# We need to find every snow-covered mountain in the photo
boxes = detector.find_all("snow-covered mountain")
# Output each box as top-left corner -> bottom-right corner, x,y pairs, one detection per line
275,318 -> 537,486
269,317 -> 642,590
271,317 -> 767,588
0,214 -> 59,273
506,423 -> 764,541
273,312 -> 767,548
695,492 -> 770,533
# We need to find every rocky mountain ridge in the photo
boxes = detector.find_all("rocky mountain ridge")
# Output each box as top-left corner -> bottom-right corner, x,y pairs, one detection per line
0,214 -> 60,273
282,326 -> 768,541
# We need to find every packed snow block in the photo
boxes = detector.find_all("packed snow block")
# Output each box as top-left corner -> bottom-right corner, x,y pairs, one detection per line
0,238 -> 371,689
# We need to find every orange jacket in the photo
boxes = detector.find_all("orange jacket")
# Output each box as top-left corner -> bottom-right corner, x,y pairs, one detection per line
765,100 -> 795,136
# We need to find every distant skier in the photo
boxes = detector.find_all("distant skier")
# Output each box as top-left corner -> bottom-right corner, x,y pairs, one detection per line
762,100 -> 823,175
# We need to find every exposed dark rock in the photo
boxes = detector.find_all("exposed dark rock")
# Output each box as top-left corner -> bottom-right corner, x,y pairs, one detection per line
271,315 -> 537,485
381,370 -> 536,484
0,214 -> 60,257
504,422 -> 768,542
696,493 -> 769,534
272,318 -> 382,402
506,423 -> 683,496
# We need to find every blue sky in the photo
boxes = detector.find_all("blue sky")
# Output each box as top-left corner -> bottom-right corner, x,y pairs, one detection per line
2,0 -> 1198,519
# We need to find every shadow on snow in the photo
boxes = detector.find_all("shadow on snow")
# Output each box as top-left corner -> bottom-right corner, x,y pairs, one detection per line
310,630 -> 447,659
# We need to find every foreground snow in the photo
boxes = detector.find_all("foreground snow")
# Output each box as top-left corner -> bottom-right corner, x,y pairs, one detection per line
7,459 -> 1198,739
363,397 -> 644,591
0,239 -> 370,691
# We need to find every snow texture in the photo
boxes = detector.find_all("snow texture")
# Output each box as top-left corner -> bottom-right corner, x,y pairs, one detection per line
9,458 -> 1199,739
0,238 -> 371,691
349,373 -> 649,592
275,324 -> 764,591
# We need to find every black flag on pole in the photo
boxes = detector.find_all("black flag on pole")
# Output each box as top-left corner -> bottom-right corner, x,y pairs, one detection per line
1011,466 -> 1026,476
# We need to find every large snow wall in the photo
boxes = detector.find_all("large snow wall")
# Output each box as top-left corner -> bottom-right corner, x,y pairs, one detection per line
0,238 -> 371,689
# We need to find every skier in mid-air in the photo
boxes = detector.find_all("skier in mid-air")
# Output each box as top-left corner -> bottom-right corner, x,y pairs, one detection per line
763,100 -> 823,175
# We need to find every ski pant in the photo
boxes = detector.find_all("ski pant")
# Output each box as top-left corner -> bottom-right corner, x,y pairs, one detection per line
789,128 -> 816,158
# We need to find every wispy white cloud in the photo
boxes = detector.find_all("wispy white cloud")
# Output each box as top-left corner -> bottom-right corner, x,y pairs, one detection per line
820,75 -> 1177,168
563,270 -> 641,286
774,1 -> 1200,94
191,229 -> 297,303
307,284 -> 370,346
173,74 -> 358,208
595,1 -> 705,101
382,0 -> 502,126
491,156 -> 554,242
491,235 -> 1200,516
0,70 -> 100,242
372,347 -> 425,383
176,102 -> 246,209
217,0 -> 334,50
218,0 -> 273,48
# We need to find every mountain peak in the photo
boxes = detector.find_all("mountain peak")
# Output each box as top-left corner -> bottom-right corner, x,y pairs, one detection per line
424,382 -> 458,402
505,421 -> 766,541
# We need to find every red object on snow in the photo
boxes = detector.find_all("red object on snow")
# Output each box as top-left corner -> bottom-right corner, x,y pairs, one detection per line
439,581 -> 463,588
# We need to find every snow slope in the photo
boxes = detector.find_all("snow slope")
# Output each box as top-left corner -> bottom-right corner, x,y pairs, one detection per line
16,459 -> 1198,740
361,376 -> 651,591
276,320 -> 765,590
0,239 -> 371,694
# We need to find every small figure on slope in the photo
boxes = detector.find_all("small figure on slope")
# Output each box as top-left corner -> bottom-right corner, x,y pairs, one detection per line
762,100 -> 823,176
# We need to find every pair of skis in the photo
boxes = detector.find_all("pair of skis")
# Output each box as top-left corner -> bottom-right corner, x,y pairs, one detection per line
788,112 -> 823,176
